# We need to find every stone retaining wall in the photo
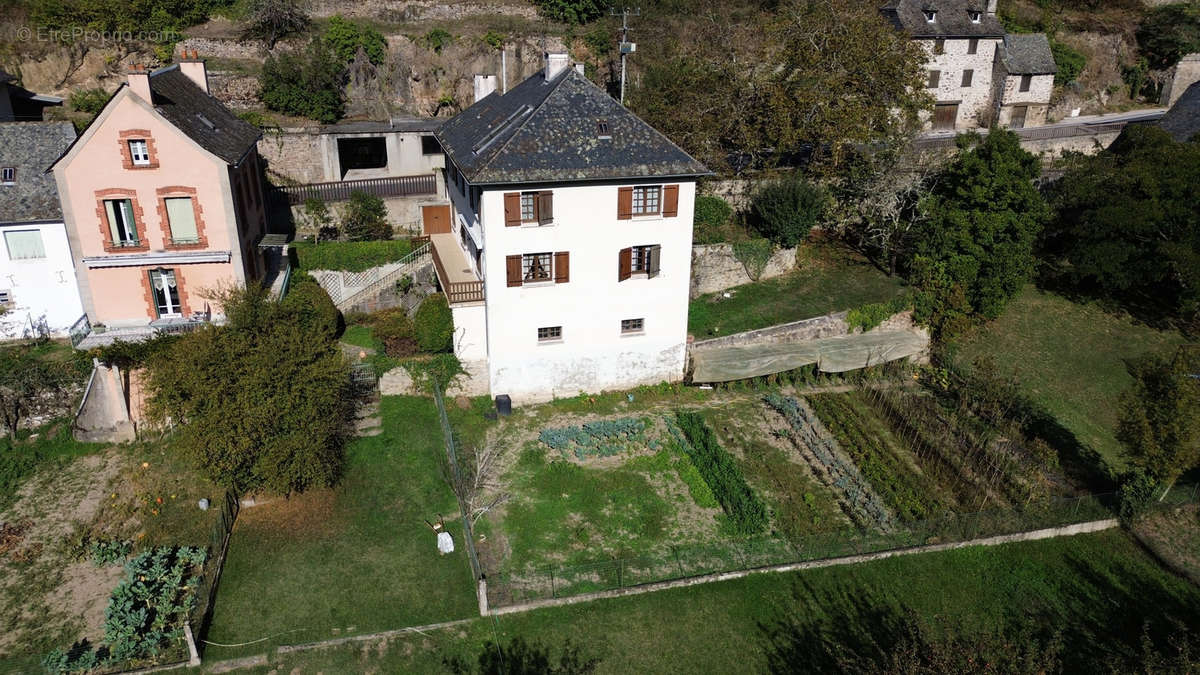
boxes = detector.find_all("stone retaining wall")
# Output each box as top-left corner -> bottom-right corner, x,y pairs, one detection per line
690,243 -> 797,298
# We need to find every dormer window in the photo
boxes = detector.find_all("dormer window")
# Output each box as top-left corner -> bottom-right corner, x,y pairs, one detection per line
128,139 -> 150,166
923,9 -> 937,22
969,10 -> 982,22
597,118 -> 611,139
1,167 -> 14,185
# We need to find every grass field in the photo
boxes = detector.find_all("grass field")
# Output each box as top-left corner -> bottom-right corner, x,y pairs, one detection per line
229,529 -> 1200,674
688,244 -> 907,338
202,397 -> 477,660
954,287 -> 1190,475
291,239 -> 414,273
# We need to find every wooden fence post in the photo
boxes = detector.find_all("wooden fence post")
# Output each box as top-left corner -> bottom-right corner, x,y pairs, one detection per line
184,622 -> 201,667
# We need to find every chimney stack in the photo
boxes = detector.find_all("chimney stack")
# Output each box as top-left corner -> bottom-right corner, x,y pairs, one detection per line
986,0 -> 998,14
179,50 -> 209,94
126,64 -> 151,102
473,74 -> 498,102
544,52 -> 569,81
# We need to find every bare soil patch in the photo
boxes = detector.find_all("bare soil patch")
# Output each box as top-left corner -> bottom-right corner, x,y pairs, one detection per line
1133,504 -> 1200,585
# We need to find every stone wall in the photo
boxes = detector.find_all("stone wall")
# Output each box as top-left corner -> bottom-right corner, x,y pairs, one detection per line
689,244 -> 797,298
1163,53 -> 1200,107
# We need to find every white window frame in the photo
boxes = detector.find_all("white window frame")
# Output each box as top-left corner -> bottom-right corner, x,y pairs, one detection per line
521,252 -> 553,283
149,269 -> 182,318
969,10 -> 982,23
923,10 -> 937,22
520,192 -> 537,222
1,167 -> 14,185
0,290 -> 12,306
128,139 -> 151,166
631,185 -> 661,217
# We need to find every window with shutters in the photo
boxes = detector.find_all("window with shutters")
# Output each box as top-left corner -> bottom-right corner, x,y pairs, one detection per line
507,191 -> 553,226
623,244 -> 662,280
520,192 -> 537,221
537,325 -> 562,342
522,252 -> 553,282
631,185 -> 661,216
621,318 -> 644,334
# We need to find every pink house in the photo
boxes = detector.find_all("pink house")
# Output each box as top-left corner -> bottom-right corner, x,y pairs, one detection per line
51,53 -> 268,347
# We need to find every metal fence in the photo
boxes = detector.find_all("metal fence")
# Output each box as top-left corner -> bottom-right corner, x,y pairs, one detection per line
279,174 -> 437,205
485,485 -> 1199,607
432,382 -> 484,583
190,490 -> 240,656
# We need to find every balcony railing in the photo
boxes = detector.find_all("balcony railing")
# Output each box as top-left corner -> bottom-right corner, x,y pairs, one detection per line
280,174 -> 438,205
429,236 -> 484,305
108,238 -> 142,248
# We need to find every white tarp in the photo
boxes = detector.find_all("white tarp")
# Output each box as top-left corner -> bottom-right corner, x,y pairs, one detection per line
691,330 -> 929,383
437,531 -> 455,555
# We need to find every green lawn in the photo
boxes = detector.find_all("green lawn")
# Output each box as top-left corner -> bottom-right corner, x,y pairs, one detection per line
202,396 -> 477,659
954,286 -> 1191,475
688,245 -> 907,338
291,239 -> 414,273
229,529 -> 1200,673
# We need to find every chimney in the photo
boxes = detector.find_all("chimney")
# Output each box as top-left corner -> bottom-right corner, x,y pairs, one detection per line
126,64 -> 151,102
473,74 -> 498,102
986,0 -> 998,14
179,50 -> 209,93
544,52 -> 569,81
574,63 -> 585,75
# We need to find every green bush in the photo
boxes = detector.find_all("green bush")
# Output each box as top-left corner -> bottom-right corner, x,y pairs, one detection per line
282,275 -> 340,340
533,0 -> 605,24
694,194 -> 733,230
749,175 -> 827,248
1050,40 -> 1086,86
674,411 -> 768,535
291,238 -> 414,273
1137,2 -> 1200,70
260,39 -> 346,123
424,28 -> 453,53
370,307 -> 419,358
341,191 -> 392,241
414,294 -> 454,353
483,30 -> 505,50
69,87 -> 109,115
731,238 -> 773,280
323,15 -> 387,64
846,296 -> 911,332
401,353 -> 465,392
1118,469 -> 1159,521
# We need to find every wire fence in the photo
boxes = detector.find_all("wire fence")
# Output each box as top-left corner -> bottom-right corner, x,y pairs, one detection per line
486,484 -> 1200,607
190,490 -> 240,656
433,381 -> 483,583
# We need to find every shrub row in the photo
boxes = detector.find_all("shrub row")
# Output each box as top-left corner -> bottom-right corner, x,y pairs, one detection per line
674,411 -> 768,535
662,415 -> 720,509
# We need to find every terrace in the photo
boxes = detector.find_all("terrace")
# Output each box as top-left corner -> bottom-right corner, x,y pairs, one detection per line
426,233 -> 484,305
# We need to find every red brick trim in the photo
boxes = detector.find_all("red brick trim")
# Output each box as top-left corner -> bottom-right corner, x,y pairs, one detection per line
94,189 -> 150,253
139,266 -> 191,319
118,129 -> 160,170
155,186 -> 209,250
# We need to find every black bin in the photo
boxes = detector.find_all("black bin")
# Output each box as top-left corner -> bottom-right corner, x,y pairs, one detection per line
495,394 -> 512,417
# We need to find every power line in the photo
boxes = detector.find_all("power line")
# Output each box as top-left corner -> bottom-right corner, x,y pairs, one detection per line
610,6 -> 640,105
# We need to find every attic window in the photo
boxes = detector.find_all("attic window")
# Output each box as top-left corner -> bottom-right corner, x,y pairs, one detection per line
923,9 -> 937,22
596,118 -> 611,139
1,167 -> 14,185
196,113 -> 216,131
969,10 -> 982,22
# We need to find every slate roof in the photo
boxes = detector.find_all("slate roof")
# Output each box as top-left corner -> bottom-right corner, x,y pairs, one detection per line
1000,33 -> 1058,75
148,67 -> 261,164
880,0 -> 1005,38
0,69 -> 14,85
0,121 -> 76,223
1156,81 -> 1200,143
436,67 -> 709,185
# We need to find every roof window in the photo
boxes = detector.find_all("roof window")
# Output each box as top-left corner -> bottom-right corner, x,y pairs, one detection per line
196,113 -> 216,131
1,167 -> 14,185
596,118 -> 611,139
969,10 -> 982,22
923,9 -> 937,22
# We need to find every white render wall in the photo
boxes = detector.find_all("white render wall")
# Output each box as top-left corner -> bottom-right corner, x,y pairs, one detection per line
922,37 -> 1002,129
476,181 -> 696,402
0,221 -> 85,338
451,302 -> 488,362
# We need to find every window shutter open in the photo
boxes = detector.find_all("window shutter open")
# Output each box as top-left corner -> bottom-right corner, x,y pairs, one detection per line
647,245 -> 662,278
617,187 -> 633,220
618,247 -> 632,281
538,191 -> 554,225
663,185 -> 679,217
504,192 -> 521,227
554,251 -> 569,283
506,254 -> 523,287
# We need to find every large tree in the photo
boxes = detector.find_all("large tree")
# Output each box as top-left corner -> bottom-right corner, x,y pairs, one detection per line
1117,347 -> 1200,492
909,130 -> 1048,336
0,346 -> 77,440
145,285 -> 352,494
1044,125 -> 1200,324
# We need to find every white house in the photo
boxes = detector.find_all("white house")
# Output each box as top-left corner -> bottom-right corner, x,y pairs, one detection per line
433,54 -> 710,402
0,121 -> 85,339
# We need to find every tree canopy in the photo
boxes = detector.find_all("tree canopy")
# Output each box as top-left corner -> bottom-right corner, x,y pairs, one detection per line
1117,347 -> 1200,488
145,285 -> 352,494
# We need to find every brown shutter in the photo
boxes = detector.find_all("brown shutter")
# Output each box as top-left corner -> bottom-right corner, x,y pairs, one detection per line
504,192 -> 521,227
506,254 -> 523,287
618,247 -> 632,281
617,187 -> 633,220
538,191 -> 554,225
662,185 -> 679,217
647,245 -> 662,278
554,251 -> 569,283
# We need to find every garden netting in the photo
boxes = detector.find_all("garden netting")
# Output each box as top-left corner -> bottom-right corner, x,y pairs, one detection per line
690,330 -> 929,383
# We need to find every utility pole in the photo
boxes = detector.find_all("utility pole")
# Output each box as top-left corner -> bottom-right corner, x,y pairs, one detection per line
611,6 -> 639,106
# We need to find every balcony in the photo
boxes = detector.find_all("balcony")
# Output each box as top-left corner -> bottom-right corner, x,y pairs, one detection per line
425,233 -> 484,306
279,174 -> 437,205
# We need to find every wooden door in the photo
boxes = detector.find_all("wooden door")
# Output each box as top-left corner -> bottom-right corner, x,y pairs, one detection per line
422,204 -> 451,235
933,104 -> 958,131
1010,105 -> 1028,129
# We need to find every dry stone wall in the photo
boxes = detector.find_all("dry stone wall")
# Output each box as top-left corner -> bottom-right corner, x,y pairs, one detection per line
690,244 -> 797,298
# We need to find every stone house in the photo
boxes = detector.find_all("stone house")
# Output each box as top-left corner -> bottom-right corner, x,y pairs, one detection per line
50,53 -> 269,348
434,53 -> 710,402
881,0 -> 1056,130
992,33 -> 1057,128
